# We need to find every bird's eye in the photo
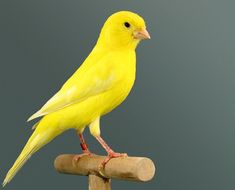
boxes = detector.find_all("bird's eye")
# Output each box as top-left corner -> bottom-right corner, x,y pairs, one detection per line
124,22 -> 130,28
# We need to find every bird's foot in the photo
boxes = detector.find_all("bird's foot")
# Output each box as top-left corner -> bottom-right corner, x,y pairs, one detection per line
98,151 -> 128,174
73,141 -> 93,162
73,150 -> 93,163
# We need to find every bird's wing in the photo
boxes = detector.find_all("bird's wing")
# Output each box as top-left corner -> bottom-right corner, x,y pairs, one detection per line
27,56 -> 121,121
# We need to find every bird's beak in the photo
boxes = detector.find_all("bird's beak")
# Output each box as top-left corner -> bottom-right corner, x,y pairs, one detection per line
133,28 -> 151,40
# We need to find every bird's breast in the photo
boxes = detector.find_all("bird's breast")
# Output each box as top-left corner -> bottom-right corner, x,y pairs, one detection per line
100,51 -> 136,115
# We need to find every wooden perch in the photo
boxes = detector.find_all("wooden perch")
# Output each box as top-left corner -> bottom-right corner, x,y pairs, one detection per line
54,154 -> 156,190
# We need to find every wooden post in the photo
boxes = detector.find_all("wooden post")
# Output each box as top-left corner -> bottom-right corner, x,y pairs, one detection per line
54,154 -> 156,190
89,175 -> 111,190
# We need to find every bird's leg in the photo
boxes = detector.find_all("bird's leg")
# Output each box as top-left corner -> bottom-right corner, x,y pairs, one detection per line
95,135 -> 127,168
89,117 -> 127,168
73,132 -> 92,162
79,133 -> 90,154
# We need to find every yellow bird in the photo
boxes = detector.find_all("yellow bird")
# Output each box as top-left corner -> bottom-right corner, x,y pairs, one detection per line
3,10 -> 150,187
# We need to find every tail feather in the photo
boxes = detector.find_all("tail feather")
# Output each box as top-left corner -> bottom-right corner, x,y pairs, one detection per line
2,132 -> 41,187
2,122 -> 64,187
2,147 -> 36,187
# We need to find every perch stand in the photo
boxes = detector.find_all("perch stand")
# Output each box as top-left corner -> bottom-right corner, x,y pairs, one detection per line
54,154 -> 156,190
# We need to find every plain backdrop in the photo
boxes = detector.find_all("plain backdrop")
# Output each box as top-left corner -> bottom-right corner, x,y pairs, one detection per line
0,0 -> 235,189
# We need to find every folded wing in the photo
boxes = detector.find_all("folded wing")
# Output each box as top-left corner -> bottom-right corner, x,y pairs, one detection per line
27,57 -> 120,121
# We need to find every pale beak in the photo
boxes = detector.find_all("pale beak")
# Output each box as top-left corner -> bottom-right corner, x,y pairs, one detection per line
133,28 -> 151,40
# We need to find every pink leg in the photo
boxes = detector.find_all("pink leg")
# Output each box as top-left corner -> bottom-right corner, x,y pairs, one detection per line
95,136 -> 127,168
73,133 -> 92,162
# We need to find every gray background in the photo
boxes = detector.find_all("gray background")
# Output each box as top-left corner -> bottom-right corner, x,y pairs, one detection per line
0,0 -> 235,189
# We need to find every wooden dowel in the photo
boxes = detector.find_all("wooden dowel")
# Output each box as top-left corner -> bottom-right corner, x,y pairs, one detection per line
54,154 -> 156,182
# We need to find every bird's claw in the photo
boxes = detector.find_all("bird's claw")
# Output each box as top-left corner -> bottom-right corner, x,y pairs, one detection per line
73,151 -> 93,163
102,152 -> 128,167
98,152 -> 127,176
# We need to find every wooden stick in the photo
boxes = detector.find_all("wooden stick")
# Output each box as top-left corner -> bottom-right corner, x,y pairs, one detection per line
89,175 -> 111,190
54,154 -> 156,182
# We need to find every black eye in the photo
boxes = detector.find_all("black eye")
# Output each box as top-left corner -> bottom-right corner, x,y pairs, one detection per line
124,22 -> 130,28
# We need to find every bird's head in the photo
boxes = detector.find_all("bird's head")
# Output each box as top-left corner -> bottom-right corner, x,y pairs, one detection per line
97,11 -> 150,50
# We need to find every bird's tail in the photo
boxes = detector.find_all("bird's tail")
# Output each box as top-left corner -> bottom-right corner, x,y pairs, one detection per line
2,121 -> 64,187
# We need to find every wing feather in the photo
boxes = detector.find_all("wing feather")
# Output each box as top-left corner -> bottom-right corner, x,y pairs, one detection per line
27,56 -> 120,121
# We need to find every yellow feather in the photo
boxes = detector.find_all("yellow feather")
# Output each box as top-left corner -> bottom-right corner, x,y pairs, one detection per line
3,11 -> 149,186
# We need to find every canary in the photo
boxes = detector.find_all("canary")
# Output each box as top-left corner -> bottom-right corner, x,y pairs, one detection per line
3,11 -> 150,187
